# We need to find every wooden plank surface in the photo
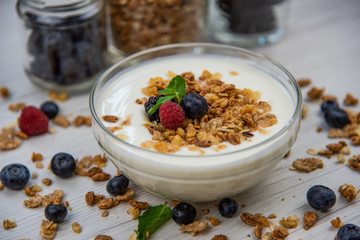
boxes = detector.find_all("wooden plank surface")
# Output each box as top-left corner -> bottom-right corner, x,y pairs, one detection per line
1,0 -> 359,239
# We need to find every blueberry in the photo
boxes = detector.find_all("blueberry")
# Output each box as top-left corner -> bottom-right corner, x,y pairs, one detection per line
59,57 -> 87,83
306,185 -> 336,211
320,100 -> 339,113
0,163 -> 30,190
180,93 -> 208,119
45,204 -> 68,222
337,224 -> 360,240
27,29 -> 43,55
30,54 -> 57,80
106,175 -> 129,196
324,108 -> 349,128
218,198 -> 238,218
50,152 -> 76,178
40,101 -> 59,119
172,202 -> 197,225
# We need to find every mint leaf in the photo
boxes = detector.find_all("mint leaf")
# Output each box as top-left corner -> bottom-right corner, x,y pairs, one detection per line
136,203 -> 172,240
147,75 -> 186,115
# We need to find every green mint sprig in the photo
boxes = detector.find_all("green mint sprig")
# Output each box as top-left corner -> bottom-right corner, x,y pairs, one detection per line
147,75 -> 186,115
136,202 -> 172,240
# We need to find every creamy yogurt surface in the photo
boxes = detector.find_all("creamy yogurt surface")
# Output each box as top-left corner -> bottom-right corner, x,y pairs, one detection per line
96,54 -> 295,156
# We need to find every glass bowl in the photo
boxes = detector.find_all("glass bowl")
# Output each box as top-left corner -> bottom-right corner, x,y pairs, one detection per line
90,43 -> 302,202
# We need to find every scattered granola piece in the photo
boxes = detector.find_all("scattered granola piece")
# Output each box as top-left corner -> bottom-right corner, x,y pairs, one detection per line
318,149 -> 333,159
330,217 -> 344,228
115,188 -> 134,202
296,78 -> 311,87
48,91 -> 68,102
328,128 -> 348,138
24,184 -> 42,197
316,127 -> 323,133
0,126 -> 21,150
8,102 -> 25,112
3,219 -> 17,229
42,178 -> 52,186
321,94 -> 338,102
102,115 -> 119,123
87,167 -> 103,177
0,86 -> 10,98
53,115 -> 71,128
211,234 -> 228,240
39,220 -> 57,240
279,215 -> 299,228
78,156 -> 93,169
23,194 -> 43,208
307,86 -> 325,100
36,161 -> 43,169
205,216 -> 220,226
129,200 -> 149,209
241,212 -> 260,226
72,115 -> 89,127
171,200 -> 181,206
31,172 -> 38,179
201,209 -> 210,215
14,131 -> 28,139
127,207 -> 140,220
72,222 -> 81,233
179,220 -> 208,236
0,181 -> 3,191
340,146 -> 351,155
292,158 -> 324,173
307,148 -> 318,155
31,152 -> 43,161
259,216 -> 270,227
348,155 -> 360,171
301,104 -> 309,119
326,141 -> 347,153
92,172 -> 111,181
351,135 -> 360,145
42,190 -> 64,207
338,184 -> 359,202
344,93 -> 358,106
94,235 -> 113,240
273,226 -> 289,238
268,214 -> 277,219
101,210 -> 109,217
93,154 -> 107,168
337,153 -> 346,164
97,198 -> 114,210
254,223 -> 262,239
303,212 -> 317,230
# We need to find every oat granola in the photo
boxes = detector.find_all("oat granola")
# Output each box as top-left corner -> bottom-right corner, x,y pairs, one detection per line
279,215 -> 299,228
72,222 -> 81,233
303,212 -> 317,230
39,220 -> 57,240
292,158 -> 324,173
338,184 -> 359,202
330,217 -> 344,228
3,219 -> 17,230
179,220 -> 208,236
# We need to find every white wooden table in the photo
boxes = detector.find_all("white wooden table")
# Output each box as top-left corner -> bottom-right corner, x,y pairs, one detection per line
1,0 -> 359,239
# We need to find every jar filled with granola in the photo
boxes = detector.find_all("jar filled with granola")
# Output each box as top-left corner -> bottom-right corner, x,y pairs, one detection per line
106,0 -> 208,58
209,0 -> 290,46
16,0 -> 107,93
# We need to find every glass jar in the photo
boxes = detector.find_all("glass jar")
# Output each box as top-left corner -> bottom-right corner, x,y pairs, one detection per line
209,0 -> 290,46
16,0 -> 107,93
106,0 -> 208,58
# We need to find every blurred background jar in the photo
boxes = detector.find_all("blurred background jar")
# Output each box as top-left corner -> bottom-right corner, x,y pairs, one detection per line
16,0 -> 107,94
106,0 -> 208,59
209,0 -> 290,46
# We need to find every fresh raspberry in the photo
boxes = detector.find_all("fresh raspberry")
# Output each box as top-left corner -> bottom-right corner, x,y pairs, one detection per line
159,101 -> 185,130
19,106 -> 49,136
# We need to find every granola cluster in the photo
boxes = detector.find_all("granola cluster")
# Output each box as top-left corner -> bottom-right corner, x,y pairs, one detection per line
107,0 -> 205,55
138,70 -> 277,153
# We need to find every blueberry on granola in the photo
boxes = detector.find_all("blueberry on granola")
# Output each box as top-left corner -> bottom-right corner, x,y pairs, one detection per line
0,163 -> 30,190
320,100 -> 339,113
306,185 -> 336,211
40,101 -> 59,119
45,204 -> 68,222
144,95 -> 161,123
106,174 -> 129,196
180,93 -> 208,119
324,108 -> 349,128
50,152 -> 76,178
172,202 -> 197,225
218,197 -> 238,218
337,223 -> 360,240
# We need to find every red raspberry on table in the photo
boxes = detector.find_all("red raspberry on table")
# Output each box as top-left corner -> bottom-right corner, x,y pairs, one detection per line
159,101 -> 185,130
19,106 -> 49,136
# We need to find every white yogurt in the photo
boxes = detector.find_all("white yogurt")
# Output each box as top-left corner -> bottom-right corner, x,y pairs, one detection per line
96,54 -> 294,156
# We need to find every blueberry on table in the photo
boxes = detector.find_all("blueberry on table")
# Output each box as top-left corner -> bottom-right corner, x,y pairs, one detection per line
172,202 -> 197,225
0,163 -> 30,190
337,224 -> 360,240
106,175 -> 129,196
306,185 -> 336,211
50,152 -> 76,178
324,108 -> 349,128
180,93 -> 208,119
320,100 -> 339,113
218,198 -> 238,218
40,101 -> 59,119
45,204 -> 68,222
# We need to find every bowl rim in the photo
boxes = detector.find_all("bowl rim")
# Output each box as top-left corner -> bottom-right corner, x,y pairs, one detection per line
89,42 -> 302,160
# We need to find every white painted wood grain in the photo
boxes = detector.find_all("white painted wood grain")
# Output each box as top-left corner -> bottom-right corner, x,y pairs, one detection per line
1,0 -> 359,239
